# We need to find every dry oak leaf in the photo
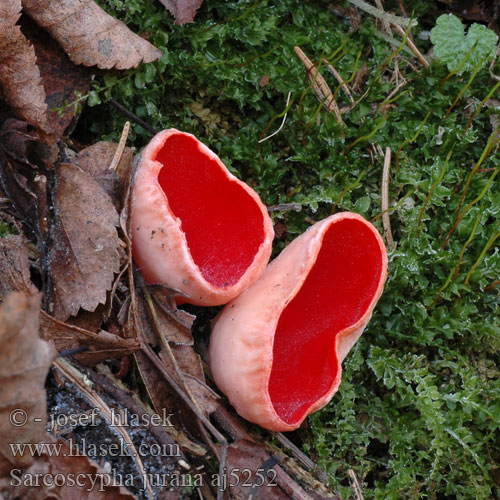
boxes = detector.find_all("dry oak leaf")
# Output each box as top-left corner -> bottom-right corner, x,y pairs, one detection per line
0,292 -> 57,475
22,0 -> 162,70
47,162 -> 121,321
159,0 -> 203,25
0,0 -> 49,131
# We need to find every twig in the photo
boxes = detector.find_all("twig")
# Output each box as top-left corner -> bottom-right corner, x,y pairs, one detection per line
140,342 -> 228,500
345,0 -> 416,27
348,469 -> 364,500
294,46 -> 344,126
392,24 -> 429,68
54,359 -> 155,500
381,147 -> 395,249
141,283 -> 203,414
275,433 -> 329,484
109,99 -> 159,135
109,121 -> 130,171
259,92 -> 292,143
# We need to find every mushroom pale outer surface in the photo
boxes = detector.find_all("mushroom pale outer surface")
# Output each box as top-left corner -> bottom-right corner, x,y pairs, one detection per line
131,129 -> 274,306
209,212 -> 388,431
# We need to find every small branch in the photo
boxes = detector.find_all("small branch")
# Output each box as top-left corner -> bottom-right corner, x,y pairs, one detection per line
381,147 -> 395,249
109,99 -> 159,135
109,121 -> 130,171
345,0 -> 416,27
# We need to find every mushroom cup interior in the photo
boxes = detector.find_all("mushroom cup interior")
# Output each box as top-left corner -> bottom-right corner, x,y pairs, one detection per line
156,133 -> 266,288
268,218 -> 384,425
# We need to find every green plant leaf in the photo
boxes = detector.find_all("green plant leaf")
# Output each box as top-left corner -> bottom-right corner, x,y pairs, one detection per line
430,14 -> 498,74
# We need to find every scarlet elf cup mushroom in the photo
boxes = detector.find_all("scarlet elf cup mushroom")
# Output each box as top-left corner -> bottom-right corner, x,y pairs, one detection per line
209,212 -> 388,432
131,129 -> 274,306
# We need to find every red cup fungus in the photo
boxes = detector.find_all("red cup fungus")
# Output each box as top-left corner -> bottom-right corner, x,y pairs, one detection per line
209,212 -> 388,431
131,129 -> 274,306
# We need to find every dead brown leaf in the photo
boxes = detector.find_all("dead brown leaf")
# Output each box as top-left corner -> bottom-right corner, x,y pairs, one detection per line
0,120 -> 41,224
0,119 -> 57,228
21,14 -> 91,137
159,0 -> 204,25
22,0 -> 162,70
39,310 -> 139,365
138,289 -> 194,346
0,1 -> 49,131
0,293 -> 56,474
47,162 -> 121,320
0,234 -> 38,303
72,141 -> 134,208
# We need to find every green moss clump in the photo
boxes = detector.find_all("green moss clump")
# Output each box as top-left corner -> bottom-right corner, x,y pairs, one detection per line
85,1 -> 500,497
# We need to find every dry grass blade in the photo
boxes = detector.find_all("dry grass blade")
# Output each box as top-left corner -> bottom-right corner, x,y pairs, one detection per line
382,146 -> 395,249
325,63 -> 355,104
109,121 -> 131,172
348,468 -> 364,500
274,433 -> 329,484
392,24 -> 429,68
294,46 -> 344,126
